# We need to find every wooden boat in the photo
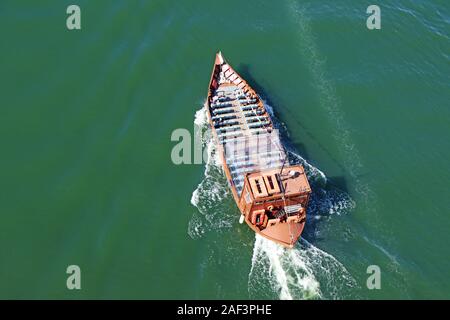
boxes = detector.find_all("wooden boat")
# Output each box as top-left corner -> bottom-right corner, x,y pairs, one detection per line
204,52 -> 311,248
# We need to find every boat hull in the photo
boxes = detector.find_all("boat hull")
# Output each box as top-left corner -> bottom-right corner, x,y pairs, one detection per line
204,52 -> 311,248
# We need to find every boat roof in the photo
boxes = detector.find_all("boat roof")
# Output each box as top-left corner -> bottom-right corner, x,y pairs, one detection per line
246,165 -> 311,199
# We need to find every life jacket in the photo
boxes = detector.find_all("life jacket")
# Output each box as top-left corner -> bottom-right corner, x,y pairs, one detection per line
251,210 -> 268,228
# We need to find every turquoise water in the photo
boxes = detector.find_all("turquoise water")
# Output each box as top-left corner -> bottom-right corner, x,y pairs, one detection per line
0,0 -> 449,299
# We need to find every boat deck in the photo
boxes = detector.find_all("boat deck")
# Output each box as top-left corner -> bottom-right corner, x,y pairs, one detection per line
208,64 -> 287,195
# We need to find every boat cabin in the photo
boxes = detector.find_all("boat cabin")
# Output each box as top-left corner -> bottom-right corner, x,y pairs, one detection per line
239,165 -> 311,229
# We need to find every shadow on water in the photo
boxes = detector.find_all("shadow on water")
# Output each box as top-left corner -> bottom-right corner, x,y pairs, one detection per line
237,63 -> 354,245
327,176 -> 349,194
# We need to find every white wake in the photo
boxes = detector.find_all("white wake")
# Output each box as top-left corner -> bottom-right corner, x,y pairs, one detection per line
248,235 -> 357,300
188,104 -> 355,299
188,107 -> 233,239
189,102 -> 357,299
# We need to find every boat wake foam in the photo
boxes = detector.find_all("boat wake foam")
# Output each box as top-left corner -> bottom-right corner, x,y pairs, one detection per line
251,103 -> 356,300
249,235 -> 357,300
188,108 -> 234,239
189,104 -> 357,299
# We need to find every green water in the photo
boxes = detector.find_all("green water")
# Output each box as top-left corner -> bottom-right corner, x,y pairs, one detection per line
0,0 -> 449,299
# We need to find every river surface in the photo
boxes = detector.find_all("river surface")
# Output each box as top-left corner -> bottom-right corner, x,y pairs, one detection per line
0,0 -> 449,299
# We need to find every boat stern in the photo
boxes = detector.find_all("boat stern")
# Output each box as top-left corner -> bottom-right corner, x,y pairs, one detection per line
238,165 -> 311,248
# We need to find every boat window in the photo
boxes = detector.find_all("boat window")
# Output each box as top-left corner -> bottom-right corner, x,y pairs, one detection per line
249,176 -> 268,198
264,174 -> 281,195
267,175 -> 274,189
255,180 -> 262,194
